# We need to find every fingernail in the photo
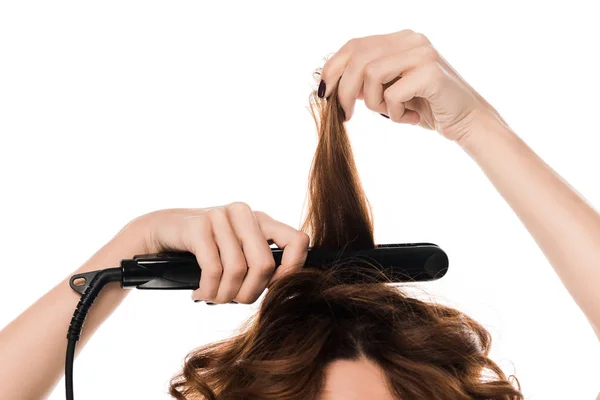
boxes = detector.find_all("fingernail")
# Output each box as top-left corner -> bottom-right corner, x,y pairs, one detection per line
194,299 -> 201,303
205,301 -> 216,306
230,301 -> 238,304
380,113 -> 390,119
317,80 -> 326,98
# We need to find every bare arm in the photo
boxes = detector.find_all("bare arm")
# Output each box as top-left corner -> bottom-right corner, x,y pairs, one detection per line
0,224 -> 141,399
458,112 -> 600,338
320,29 -> 600,341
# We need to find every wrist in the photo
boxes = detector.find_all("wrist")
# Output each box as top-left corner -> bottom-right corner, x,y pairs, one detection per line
83,216 -> 151,271
455,108 -> 515,155
117,214 -> 154,255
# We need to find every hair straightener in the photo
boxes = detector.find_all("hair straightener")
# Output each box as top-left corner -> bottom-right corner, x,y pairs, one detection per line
65,242 -> 448,399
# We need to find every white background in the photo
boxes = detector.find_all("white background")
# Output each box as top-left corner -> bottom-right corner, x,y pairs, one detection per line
1,1 -> 599,399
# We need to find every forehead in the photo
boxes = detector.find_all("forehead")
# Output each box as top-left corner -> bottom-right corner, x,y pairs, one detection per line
319,357 -> 396,400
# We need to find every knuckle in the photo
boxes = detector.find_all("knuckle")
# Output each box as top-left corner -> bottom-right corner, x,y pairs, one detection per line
227,201 -> 252,215
423,61 -> 443,81
253,210 -> 269,220
383,89 -> 398,105
345,37 -> 365,53
255,258 -> 276,274
235,294 -> 257,305
390,113 -> 404,123
345,38 -> 358,48
184,212 -> 210,233
140,209 -> 163,220
201,263 -> 223,279
343,55 -> 359,76
413,32 -> 431,45
297,231 -> 310,248
141,208 -> 179,225
230,261 -> 249,279
127,213 -> 153,230
420,45 -> 438,62
363,61 -> 382,83
207,206 -> 227,221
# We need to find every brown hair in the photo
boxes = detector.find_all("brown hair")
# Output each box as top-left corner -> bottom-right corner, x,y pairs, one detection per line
168,76 -> 523,400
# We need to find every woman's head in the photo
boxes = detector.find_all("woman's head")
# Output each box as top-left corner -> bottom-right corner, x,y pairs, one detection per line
170,267 -> 522,399
169,75 -> 523,399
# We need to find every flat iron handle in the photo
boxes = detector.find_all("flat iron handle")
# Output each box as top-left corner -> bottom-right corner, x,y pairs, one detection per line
121,253 -> 200,289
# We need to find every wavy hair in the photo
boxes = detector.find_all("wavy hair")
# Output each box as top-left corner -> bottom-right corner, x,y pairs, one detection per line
168,73 -> 523,400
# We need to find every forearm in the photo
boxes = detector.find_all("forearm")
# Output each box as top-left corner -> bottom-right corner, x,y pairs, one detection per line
0,222 -> 146,399
458,112 -> 600,337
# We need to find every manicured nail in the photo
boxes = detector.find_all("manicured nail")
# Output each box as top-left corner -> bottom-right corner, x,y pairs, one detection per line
194,299 -> 201,303
317,80 -> 326,98
380,113 -> 390,119
205,301 -> 216,306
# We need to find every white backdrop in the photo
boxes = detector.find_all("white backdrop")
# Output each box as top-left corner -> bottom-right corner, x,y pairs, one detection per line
1,1 -> 599,399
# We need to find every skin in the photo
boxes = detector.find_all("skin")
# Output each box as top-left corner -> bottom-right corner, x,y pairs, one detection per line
1,29 -> 599,399
320,358 -> 395,400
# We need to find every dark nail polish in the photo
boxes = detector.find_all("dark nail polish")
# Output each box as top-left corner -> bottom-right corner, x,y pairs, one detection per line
194,299 -> 201,303
230,301 -> 238,304
317,80 -> 326,98
380,113 -> 390,119
206,301 -> 216,306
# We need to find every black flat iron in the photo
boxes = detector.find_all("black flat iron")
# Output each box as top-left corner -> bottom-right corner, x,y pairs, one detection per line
69,242 -> 448,294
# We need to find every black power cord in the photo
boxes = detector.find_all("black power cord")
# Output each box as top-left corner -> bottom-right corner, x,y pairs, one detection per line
66,268 -> 122,400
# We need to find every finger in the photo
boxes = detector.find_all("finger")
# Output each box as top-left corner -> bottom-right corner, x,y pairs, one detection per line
326,35 -> 434,121
388,105 -> 421,125
363,45 -> 438,114
383,66 -> 441,124
226,203 -> 275,304
385,95 -> 421,125
337,53 -> 376,122
336,38 -> 397,121
320,39 -> 356,99
208,208 -> 248,304
357,84 -> 365,100
254,212 -> 309,285
321,30 -> 425,100
187,216 -> 223,302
